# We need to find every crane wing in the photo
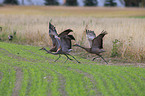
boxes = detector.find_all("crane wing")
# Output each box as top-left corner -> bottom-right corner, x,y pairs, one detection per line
86,30 -> 96,40
86,30 -> 96,47
58,29 -> 74,52
68,35 -> 75,40
61,35 -> 75,52
58,29 -> 73,37
91,30 -> 107,49
49,22 -> 58,51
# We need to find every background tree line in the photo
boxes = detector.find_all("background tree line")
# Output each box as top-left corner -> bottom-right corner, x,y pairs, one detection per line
2,0 -> 106,6
2,0 -> 145,7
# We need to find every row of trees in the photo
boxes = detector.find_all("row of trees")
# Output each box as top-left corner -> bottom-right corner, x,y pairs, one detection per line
3,0 -> 98,6
3,0 -> 18,5
45,0 -> 145,7
45,0 -> 117,6
3,0 -> 145,7
3,0 -> 106,6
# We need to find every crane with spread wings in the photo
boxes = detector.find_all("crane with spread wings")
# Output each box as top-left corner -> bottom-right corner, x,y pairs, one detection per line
40,22 -> 80,63
74,30 -> 108,64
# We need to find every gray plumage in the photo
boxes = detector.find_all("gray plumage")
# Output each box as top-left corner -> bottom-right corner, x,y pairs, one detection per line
40,22 -> 80,63
49,22 -> 58,52
74,30 -> 108,64
86,30 -> 96,47
49,22 -> 74,52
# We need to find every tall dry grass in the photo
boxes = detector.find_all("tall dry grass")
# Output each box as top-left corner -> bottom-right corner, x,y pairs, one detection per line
0,6 -> 145,62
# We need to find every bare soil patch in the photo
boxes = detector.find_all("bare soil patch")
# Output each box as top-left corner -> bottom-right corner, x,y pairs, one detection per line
12,67 -> 23,96
51,69 -> 68,96
0,72 -> 3,83
0,48 -> 31,61
58,74 -> 68,96
68,68 -> 101,95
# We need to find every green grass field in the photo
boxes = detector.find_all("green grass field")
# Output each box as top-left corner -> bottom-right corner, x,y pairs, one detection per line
0,42 -> 145,96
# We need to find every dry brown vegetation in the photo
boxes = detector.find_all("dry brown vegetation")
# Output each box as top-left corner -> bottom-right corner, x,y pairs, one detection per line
0,6 -> 145,62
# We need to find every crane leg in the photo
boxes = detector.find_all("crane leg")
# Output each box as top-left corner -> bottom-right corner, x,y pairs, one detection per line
92,57 -> 98,61
92,57 -> 96,61
68,54 -> 81,63
54,55 -> 61,62
64,54 -> 73,63
98,55 -> 108,64
64,58 -> 69,63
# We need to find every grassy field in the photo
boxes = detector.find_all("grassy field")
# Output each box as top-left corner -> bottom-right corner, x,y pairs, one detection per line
0,6 -> 145,62
0,42 -> 145,96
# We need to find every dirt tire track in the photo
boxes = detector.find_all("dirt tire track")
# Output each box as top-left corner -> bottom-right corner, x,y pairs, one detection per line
35,65 -> 53,96
0,48 -> 37,62
47,75 -> 53,96
38,66 -> 65,96
67,68 -> 102,95
58,73 -> 67,96
12,67 -> 23,96
26,50 -> 54,62
0,48 -> 30,61
51,69 -> 68,96
0,72 -> 3,83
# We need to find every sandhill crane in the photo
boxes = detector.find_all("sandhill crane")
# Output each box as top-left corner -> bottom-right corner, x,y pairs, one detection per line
8,32 -> 16,41
0,27 -> 2,32
73,30 -> 108,64
8,35 -> 13,40
40,35 -> 80,63
40,22 -> 80,63
48,22 -> 74,52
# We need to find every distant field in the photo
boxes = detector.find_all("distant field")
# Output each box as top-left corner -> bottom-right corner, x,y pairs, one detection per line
0,6 -> 145,17
0,6 -> 145,62
1,42 -> 145,96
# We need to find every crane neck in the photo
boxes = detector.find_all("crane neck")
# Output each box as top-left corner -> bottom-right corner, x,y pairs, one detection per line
75,44 -> 90,52
44,48 -> 58,55
43,48 -> 51,53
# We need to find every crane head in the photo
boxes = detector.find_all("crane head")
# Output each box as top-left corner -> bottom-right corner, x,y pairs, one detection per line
39,47 -> 46,50
73,43 -> 79,46
49,22 -> 58,35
